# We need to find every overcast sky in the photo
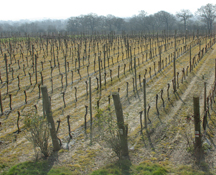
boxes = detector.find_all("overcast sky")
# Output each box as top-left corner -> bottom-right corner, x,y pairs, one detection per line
1,0 -> 215,21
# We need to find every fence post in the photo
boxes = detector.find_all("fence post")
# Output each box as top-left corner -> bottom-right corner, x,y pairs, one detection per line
4,54 -> 9,94
65,55 -> 68,86
89,77 -> 93,145
193,96 -> 202,162
35,54 -> 38,84
41,85 -> 60,151
204,82 -> 207,112
112,92 -> 129,159
215,59 -> 216,82
98,56 -> 102,91
143,79 -> 147,129
0,90 -> 3,114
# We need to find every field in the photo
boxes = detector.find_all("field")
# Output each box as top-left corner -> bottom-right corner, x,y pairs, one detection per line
1,32 -> 216,174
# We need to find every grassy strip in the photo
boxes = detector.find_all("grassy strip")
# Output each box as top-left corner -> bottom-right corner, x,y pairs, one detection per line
2,159 -> 211,175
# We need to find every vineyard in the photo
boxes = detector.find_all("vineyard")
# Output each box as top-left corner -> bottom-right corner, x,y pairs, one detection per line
1,31 -> 216,174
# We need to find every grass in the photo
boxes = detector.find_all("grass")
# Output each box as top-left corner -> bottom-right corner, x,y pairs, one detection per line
1,155 -> 214,175
1,160 -> 73,175
90,159 -> 211,175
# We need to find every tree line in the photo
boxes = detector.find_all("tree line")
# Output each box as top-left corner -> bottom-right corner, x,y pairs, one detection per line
0,3 -> 215,36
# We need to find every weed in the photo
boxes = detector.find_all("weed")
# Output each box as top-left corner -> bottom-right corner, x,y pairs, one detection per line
24,114 -> 50,158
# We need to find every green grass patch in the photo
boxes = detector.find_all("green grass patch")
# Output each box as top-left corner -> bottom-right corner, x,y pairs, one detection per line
90,160 -> 214,175
2,160 -> 72,175
90,160 -> 167,175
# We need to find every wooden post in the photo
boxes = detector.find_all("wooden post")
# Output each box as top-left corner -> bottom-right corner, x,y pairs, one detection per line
134,57 -> 137,93
0,71 -> 2,83
173,52 -> 176,92
143,79 -> 147,129
215,59 -> 216,82
159,46 -> 161,71
84,105 -> 88,134
156,94 -> 159,115
9,94 -> 12,110
17,111 -> 21,133
89,77 -> 93,145
64,55 -> 68,86
4,54 -> 9,94
118,65 -> 120,79
112,92 -> 129,159
167,83 -> 170,99
96,77 -> 99,90
98,56 -> 102,91
177,72 -> 179,88
139,111 -> 143,133
204,82 -> 207,112
193,96 -> 202,162
190,45 -> 192,72
35,54 -> 38,84
67,115 -> 72,139
110,69 -> 112,82
104,72 -> 106,86
149,67 -> 151,78
126,82 -> 129,97
41,85 -> 60,151
160,89 -> 164,107
0,90 -> 3,114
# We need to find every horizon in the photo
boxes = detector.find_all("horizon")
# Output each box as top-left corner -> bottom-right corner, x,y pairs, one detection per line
1,0 -> 215,22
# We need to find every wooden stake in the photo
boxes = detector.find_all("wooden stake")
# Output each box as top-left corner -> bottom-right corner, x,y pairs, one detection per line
84,105 -> 88,134
64,55 -> 68,86
0,90 -> 3,114
67,115 -> 72,139
35,54 -> 38,84
98,56 -> 101,90
139,111 -> 143,133
4,54 -> 9,94
156,94 -> 159,115
143,79 -> 147,129
41,85 -> 60,151
112,92 -> 129,159
193,96 -> 202,162
204,82 -> 207,112
134,57 -> 137,93
89,77 -> 93,145
9,94 -> 12,110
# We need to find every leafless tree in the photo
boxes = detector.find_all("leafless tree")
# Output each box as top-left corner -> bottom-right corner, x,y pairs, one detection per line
196,3 -> 216,34
155,11 -> 176,35
176,9 -> 193,32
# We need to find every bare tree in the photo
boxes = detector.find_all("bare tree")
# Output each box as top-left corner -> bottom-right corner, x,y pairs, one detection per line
106,14 -> 116,32
155,11 -> 176,35
85,13 -> 99,33
138,10 -> 148,31
176,9 -> 193,32
196,3 -> 216,34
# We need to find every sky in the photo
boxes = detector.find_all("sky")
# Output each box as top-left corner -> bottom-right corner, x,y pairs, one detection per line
1,0 -> 215,21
